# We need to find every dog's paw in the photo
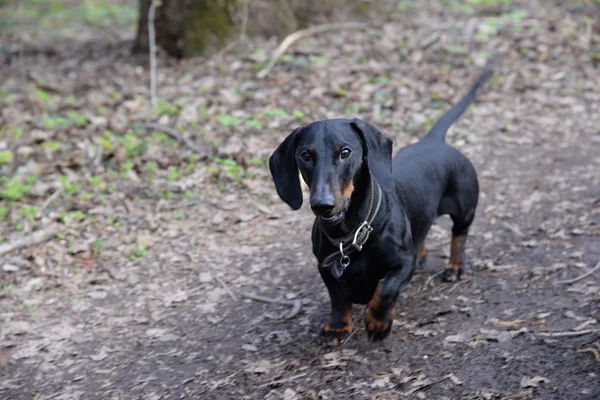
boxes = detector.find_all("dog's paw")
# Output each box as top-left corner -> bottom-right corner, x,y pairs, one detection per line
364,306 -> 396,342
442,263 -> 472,282
320,325 -> 352,346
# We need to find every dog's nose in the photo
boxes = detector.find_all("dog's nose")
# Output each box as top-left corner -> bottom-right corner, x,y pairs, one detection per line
311,197 -> 335,215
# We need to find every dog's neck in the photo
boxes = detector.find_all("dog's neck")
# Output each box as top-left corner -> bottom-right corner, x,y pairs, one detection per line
319,167 -> 381,240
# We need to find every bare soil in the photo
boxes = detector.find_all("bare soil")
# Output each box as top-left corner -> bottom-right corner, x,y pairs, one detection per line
1,1 -> 599,399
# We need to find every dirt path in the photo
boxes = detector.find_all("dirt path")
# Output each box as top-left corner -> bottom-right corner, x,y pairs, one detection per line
1,1 -> 600,399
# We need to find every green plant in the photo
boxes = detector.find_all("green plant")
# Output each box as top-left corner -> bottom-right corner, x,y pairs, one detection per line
97,131 -> 114,150
0,178 -> 31,201
0,207 -> 8,220
88,176 -> 107,190
145,161 -> 158,175
216,114 -> 242,126
71,210 -> 86,221
0,150 -> 13,165
214,157 -> 244,180
92,238 -> 104,254
18,206 -> 37,222
263,109 -> 288,118
41,140 -> 61,152
129,243 -> 147,259
167,167 -> 182,181
66,111 -> 87,126
120,160 -> 135,175
119,133 -> 147,157
156,99 -> 180,116
35,89 -> 52,104
58,176 -> 79,197
245,118 -> 263,129
13,127 -> 23,139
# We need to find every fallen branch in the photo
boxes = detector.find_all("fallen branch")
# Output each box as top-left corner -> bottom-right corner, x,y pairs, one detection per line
0,224 -> 58,256
132,122 -> 210,157
257,22 -> 370,79
36,188 -> 62,219
216,276 -> 238,302
554,259 -> 600,285
242,293 -> 302,320
538,328 -> 600,338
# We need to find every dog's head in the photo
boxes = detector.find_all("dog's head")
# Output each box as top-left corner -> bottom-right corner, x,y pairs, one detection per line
269,118 -> 393,223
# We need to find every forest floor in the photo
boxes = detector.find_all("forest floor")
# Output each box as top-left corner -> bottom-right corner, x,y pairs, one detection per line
1,1 -> 600,399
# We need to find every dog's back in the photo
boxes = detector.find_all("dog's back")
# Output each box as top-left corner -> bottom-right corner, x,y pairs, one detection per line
389,68 -> 492,249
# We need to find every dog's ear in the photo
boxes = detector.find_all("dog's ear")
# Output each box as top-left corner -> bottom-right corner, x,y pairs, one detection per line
269,127 -> 303,210
350,118 -> 394,191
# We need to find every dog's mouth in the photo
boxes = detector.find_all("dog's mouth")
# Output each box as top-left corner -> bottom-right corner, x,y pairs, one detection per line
317,210 -> 345,225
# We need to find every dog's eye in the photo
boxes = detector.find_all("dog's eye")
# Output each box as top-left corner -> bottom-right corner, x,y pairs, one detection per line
300,152 -> 311,163
340,148 -> 352,159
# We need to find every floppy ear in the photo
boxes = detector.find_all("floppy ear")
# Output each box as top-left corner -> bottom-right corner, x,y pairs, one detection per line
350,118 -> 394,191
269,127 -> 303,210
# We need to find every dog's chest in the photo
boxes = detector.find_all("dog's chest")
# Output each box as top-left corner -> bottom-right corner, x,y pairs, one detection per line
337,250 -> 387,304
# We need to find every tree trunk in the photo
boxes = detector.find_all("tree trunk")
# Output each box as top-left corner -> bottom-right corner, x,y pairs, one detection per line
133,0 -> 377,59
133,0 -> 236,59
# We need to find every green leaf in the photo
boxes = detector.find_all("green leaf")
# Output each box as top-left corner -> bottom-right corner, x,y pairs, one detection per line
263,109 -> 288,118
35,89 -> 52,104
216,114 -> 243,126
447,45 -> 468,54
245,119 -> 263,129
0,151 -> 13,165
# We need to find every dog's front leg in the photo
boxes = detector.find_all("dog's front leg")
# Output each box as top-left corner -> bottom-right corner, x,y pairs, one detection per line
319,269 -> 353,346
365,253 -> 415,342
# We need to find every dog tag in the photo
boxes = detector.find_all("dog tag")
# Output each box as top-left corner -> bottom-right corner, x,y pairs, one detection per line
331,256 -> 350,279
331,261 -> 345,279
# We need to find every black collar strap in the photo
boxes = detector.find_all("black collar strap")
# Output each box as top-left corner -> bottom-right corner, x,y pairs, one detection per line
319,173 -> 382,279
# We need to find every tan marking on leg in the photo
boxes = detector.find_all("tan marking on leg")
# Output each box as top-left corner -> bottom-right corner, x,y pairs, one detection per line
322,303 -> 353,346
417,244 -> 428,263
449,235 -> 462,266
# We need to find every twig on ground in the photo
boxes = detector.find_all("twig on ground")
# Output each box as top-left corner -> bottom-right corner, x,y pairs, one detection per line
0,224 -> 58,256
422,271 -> 443,291
257,22 -> 370,79
148,1 -> 158,112
577,343 -> 600,361
242,293 -> 302,319
538,328 -> 600,338
216,276 -> 238,302
132,122 -> 210,156
342,329 -> 357,346
554,259 -> 600,285
448,280 -> 467,293
258,372 -> 308,389
36,188 -> 62,218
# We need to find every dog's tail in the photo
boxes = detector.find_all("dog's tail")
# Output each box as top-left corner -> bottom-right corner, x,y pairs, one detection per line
423,57 -> 497,142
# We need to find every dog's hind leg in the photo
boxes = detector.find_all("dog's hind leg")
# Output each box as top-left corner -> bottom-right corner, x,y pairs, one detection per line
442,215 -> 473,282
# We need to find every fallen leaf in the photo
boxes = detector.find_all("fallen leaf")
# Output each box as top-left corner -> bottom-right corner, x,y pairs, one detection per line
520,375 -> 549,388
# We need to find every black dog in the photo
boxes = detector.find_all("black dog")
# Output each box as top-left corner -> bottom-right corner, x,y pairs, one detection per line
269,68 -> 492,345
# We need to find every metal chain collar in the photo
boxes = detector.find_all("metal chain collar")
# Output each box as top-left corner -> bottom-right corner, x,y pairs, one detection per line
319,174 -> 382,278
